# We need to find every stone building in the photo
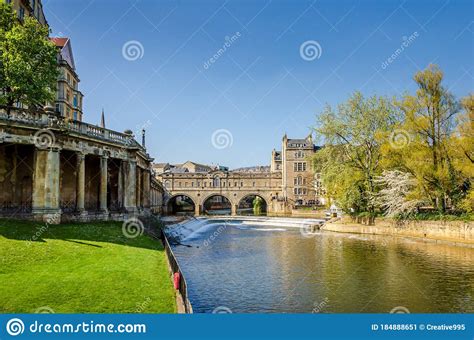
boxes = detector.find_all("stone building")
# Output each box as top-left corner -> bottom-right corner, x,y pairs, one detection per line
0,0 -> 161,223
6,0 -> 48,26
50,37 -> 84,122
156,134 -> 327,216
280,134 -> 321,206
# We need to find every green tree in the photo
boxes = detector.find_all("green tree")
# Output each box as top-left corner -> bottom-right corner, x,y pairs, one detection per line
312,92 -> 398,214
253,196 -> 264,216
395,64 -> 461,212
451,94 -> 474,212
0,3 -> 58,115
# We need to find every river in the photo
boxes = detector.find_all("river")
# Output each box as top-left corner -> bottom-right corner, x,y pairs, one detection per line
166,217 -> 474,313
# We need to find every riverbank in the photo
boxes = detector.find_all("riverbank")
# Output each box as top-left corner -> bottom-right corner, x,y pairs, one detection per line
323,217 -> 474,248
0,219 -> 176,313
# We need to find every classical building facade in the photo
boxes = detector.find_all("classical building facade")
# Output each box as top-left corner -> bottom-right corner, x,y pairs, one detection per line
0,0 -> 161,223
157,134 -> 326,216
0,108 -> 161,223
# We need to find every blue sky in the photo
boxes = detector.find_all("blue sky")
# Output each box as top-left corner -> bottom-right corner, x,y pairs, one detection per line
44,0 -> 473,168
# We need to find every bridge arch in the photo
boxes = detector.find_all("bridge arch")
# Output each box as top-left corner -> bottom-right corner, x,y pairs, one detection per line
166,194 -> 196,216
237,194 -> 268,216
202,193 -> 232,215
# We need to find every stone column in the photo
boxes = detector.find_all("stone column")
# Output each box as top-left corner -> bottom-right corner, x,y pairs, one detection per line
76,153 -> 86,214
136,167 -> 142,208
231,203 -> 238,216
99,156 -> 108,213
124,160 -> 137,213
142,170 -> 151,208
194,204 -> 201,216
32,147 -> 61,224
117,160 -> 124,210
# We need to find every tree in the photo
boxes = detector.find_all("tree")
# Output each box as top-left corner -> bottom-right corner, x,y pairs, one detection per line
373,170 -> 423,218
451,94 -> 474,212
396,64 -> 461,212
253,196 -> 264,215
0,3 -> 58,115
312,92 -> 399,214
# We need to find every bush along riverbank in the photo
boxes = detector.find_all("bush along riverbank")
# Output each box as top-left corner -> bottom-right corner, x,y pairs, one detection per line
323,216 -> 474,247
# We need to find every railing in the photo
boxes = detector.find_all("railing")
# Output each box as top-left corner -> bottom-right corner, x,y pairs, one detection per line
161,230 -> 193,313
0,108 -> 144,150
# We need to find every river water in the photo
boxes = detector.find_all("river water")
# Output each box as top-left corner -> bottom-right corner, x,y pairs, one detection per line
166,218 -> 474,313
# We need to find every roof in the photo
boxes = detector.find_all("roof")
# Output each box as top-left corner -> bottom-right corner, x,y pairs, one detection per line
50,37 -> 76,71
50,37 -> 69,48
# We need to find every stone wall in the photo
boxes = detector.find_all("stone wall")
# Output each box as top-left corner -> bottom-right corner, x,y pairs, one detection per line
323,217 -> 474,246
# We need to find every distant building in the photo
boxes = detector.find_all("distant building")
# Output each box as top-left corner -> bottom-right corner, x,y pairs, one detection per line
179,161 -> 214,173
50,37 -> 84,121
279,134 -> 322,206
154,134 -> 327,214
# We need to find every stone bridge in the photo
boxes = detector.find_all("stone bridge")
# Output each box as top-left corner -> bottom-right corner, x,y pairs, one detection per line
158,170 -> 287,215
0,108 -> 161,223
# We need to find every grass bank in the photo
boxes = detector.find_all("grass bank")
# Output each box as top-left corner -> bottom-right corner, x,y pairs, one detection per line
0,219 -> 176,313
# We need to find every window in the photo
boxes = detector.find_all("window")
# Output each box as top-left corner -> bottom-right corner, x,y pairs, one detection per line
73,111 -> 77,121
19,7 -> 25,20
294,162 -> 306,172
295,151 -> 305,159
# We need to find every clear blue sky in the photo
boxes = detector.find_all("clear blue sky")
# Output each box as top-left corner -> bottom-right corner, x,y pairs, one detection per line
44,0 -> 473,168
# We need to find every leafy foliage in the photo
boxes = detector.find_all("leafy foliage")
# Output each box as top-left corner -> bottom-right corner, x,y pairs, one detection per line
0,3 -> 58,114
313,65 -> 473,220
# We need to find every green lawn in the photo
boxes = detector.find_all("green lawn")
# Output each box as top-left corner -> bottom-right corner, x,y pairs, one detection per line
0,219 -> 176,313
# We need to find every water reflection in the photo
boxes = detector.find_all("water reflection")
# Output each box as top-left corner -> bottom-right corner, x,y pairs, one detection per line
168,219 -> 474,313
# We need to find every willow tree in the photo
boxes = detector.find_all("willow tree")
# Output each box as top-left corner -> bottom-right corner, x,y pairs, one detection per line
396,65 -> 461,212
452,94 -> 474,212
313,92 -> 398,214
0,3 -> 58,115
253,196 -> 264,216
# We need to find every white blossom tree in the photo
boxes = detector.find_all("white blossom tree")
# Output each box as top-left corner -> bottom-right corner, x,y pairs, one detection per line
374,170 -> 423,218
